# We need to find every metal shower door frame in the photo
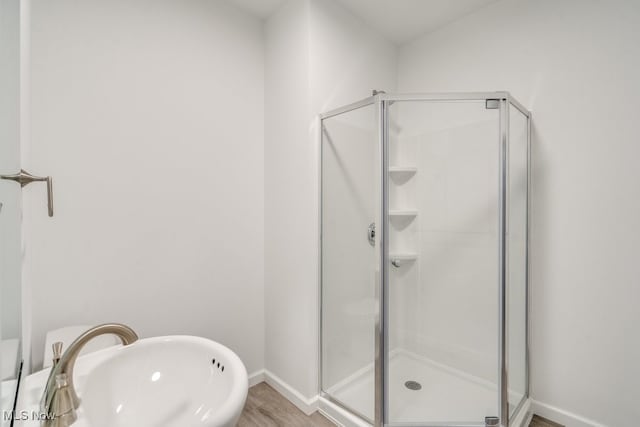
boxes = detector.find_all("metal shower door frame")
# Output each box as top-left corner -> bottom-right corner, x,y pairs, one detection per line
318,95 -> 378,426
318,92 -> 531,427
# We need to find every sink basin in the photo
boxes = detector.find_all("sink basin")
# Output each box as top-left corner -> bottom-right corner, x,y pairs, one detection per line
80,336 -> 248,427
19,336 -> 248,427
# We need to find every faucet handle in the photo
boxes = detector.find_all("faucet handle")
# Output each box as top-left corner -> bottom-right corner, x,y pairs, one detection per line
52,342 -> 63,367
48,373 -> 78,426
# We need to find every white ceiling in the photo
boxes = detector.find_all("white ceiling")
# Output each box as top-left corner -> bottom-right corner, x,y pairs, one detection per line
333,0 -> 500,44
225,0 -> 499,45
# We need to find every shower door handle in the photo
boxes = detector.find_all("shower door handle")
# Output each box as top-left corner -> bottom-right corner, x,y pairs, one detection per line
1,169 -> 54,217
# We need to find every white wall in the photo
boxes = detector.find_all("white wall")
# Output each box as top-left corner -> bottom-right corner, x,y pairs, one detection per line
264,0 -> 396,403
398,0 -> 640,425
308,0 -> 396,112
264,0 -> 315,401
26,0 -> 265,376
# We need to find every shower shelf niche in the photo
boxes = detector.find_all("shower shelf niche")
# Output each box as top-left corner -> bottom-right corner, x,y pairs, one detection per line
389,166 -> 417,175
389,253 -> 418,261
390,253 -> 418,268
389,209 -> 418,218
389,166 -> 417,185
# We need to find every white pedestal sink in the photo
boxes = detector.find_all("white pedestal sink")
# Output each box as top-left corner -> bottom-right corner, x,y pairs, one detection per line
17,336 -> 248,427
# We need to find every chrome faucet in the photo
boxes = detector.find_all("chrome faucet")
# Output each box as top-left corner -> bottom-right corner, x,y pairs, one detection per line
40,323 -> 138,427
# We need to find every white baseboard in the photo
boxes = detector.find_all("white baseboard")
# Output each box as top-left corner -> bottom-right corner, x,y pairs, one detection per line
260,370 -> 318,416
248,369 -> 265,387
530,400 -> 607,427
252,369 -> 607,427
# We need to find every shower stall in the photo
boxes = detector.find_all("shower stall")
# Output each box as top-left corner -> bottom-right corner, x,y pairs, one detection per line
319,92 -> 530,427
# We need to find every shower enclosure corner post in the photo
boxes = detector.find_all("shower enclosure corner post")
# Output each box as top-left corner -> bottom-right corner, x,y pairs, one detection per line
525,109 -> 532,404
316,113 -> 324,403
374,95 -> 389,427
498,97 -> 510,427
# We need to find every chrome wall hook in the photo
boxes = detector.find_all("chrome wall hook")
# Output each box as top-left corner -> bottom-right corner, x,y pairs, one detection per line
1,169 -> 54,217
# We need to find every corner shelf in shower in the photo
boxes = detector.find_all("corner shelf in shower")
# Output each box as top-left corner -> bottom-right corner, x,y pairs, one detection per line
389,166 -> 417,185
389,166 -> 417,175
389,209 -> 418,218
390,252 -> 418,268
389,253 -> 418,261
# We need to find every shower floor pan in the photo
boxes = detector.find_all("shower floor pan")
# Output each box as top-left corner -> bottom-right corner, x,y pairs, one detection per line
328,350 -> 506,424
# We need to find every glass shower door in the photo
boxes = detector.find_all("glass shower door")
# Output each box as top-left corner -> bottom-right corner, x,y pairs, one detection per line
321,102 -> 378,423
385,99 -> 501,425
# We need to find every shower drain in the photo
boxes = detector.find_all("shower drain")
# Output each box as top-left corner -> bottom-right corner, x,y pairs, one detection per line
404,380 -> 422,391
